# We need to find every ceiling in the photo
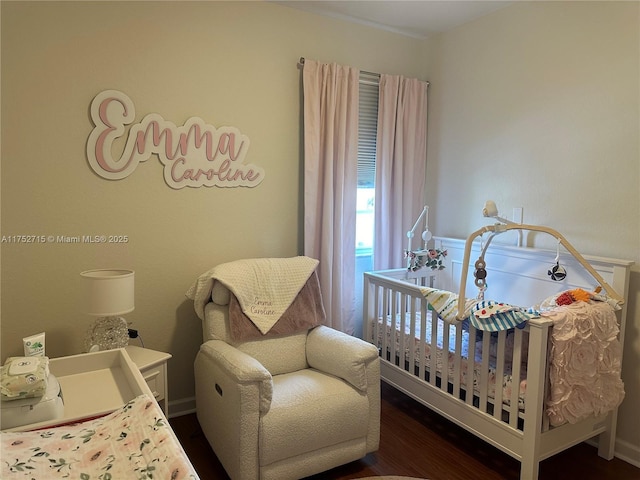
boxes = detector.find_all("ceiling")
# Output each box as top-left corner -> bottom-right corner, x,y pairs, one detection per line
273,1 -> 514,39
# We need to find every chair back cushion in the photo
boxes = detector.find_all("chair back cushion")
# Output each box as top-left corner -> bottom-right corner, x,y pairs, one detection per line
203,300 -> 309,376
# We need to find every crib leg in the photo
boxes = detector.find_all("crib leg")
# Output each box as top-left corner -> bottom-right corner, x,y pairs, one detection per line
597,412 -> 617,460
520,454 -> 540,480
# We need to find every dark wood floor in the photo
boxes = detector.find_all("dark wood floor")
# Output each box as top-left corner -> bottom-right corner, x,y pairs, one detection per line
170,381 -> 640,479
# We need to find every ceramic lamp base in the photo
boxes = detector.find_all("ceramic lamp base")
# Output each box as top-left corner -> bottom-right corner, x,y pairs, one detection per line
84,316 -> 129,352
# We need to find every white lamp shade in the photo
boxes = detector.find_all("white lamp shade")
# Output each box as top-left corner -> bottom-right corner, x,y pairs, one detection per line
80,269 -> 134,316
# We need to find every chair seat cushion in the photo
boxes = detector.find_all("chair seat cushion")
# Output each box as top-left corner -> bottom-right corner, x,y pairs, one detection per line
259,369 -> 369,466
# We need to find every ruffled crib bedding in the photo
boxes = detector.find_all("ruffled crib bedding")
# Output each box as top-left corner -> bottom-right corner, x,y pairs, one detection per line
376,296 -> 624,422
542,300 -> 624,426
1,394 -> 199,479
376,311 -> 529,410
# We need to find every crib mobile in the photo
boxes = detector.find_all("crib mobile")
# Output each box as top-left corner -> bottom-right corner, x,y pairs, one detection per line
457,201 -> 624,323
547,240 -> 567,281
405,201 -> 624,331
472,231 -> 565,296
405,206 -> 448,272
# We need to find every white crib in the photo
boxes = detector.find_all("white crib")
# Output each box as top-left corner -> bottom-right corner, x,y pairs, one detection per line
363,235 -> 633,480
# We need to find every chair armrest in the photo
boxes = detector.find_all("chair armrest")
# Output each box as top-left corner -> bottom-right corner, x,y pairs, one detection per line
198,340 -> 273,411
306,325 -> 379,391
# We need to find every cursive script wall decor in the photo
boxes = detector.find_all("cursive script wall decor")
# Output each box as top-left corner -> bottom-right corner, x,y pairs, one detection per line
86,90 -> 265,189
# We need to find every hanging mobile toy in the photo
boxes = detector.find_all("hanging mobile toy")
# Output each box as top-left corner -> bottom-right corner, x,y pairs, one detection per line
474,234 -> 490,300
548,240 -> 567,281
474,258 -> 487,287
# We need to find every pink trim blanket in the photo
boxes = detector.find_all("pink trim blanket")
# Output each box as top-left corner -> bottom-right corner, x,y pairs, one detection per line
228,270 -> 325,341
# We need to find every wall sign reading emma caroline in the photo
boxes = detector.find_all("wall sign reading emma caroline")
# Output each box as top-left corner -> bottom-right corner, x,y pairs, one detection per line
86,90 -> 265,189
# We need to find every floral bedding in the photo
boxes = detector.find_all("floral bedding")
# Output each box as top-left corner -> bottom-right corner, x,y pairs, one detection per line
1,394 -> 199,479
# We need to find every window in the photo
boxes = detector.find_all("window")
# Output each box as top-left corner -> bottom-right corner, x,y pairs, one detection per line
356,72 -> 379,257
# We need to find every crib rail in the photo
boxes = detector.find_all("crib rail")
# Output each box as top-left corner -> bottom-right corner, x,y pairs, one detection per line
363,270 -> 554,433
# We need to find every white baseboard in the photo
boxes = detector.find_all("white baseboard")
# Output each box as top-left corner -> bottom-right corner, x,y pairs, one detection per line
586,437 -> 640,469
168,396 -> 196,419
614,438 -> 640,468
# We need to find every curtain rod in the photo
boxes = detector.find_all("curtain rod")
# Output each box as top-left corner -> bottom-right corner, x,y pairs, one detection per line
298,57 -> 429,86
298,57 -> 377,78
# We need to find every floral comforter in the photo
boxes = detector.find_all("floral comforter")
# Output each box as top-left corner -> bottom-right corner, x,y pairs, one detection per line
1,394 -> 199,479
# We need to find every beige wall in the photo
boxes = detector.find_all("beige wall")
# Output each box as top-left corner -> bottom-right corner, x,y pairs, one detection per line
0,1 -> 424,411
426,1 -> 640,463
3,0 -> 639,465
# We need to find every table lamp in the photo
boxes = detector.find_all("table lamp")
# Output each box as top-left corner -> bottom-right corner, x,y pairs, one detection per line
80,269 -> 134,352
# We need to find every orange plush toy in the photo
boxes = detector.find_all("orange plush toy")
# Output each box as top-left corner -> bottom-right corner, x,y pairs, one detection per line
555,288 -> 597,306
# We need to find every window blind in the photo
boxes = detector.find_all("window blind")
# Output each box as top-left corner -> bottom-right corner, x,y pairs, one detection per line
358,72 -> 380,188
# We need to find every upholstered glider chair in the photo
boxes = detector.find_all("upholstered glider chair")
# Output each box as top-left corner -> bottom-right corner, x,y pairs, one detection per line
187,257 -> 380,480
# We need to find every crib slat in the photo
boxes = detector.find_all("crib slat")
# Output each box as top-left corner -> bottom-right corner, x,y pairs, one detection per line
441,318 -> 450,394
453,322 -> 462,399
418,299 -> 427,380
408,296 -> 417,373
466,325 -> 476,406
479,332 -> 491,412
493,331 -> 506,421
429,306 -> 438,387
391,290 -> 399,366
372,284 -> 380,346
382,286 -> 390,362
509,328 -> 524,429
399,292 -> 407,370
